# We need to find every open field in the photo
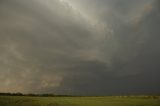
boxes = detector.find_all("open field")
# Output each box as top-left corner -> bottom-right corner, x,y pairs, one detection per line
0,96 -> 160,106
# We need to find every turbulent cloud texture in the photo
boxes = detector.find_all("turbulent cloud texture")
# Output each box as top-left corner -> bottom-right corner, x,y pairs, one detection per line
0,0 -> 160,95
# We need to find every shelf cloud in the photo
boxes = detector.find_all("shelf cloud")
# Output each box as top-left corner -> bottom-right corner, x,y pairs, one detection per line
0,0 -> 160,95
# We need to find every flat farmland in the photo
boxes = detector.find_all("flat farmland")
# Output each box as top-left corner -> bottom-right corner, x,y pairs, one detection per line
0,96 -> 160,106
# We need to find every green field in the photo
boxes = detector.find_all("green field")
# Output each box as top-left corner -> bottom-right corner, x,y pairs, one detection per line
0,96 -> 160,106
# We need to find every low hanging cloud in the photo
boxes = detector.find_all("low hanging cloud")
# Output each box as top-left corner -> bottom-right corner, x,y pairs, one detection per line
0,0 -> 160,95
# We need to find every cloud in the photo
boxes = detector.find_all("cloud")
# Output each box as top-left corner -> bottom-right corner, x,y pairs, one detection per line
0,0 -> 160,95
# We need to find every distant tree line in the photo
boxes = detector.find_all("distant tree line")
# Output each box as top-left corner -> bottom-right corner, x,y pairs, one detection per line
0,92 -> 80,97
0,93 -> 23,96
0,93 -> 159,99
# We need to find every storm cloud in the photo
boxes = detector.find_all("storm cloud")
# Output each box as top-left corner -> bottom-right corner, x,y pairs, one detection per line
0,0 -> 160,95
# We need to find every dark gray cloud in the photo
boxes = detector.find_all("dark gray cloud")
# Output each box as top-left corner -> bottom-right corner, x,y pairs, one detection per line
0,0 -> 160,95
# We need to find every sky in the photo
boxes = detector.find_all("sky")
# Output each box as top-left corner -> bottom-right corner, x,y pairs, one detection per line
0,0 -> 160,95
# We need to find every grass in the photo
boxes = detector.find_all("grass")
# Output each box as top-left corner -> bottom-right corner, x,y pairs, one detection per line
0,96 -> 160,106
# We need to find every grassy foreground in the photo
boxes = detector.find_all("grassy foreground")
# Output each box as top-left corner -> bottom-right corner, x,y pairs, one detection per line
0,96 -> 160,106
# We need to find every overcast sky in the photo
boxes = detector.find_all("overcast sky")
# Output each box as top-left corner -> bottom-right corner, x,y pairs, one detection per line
0,0 -> 160,95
